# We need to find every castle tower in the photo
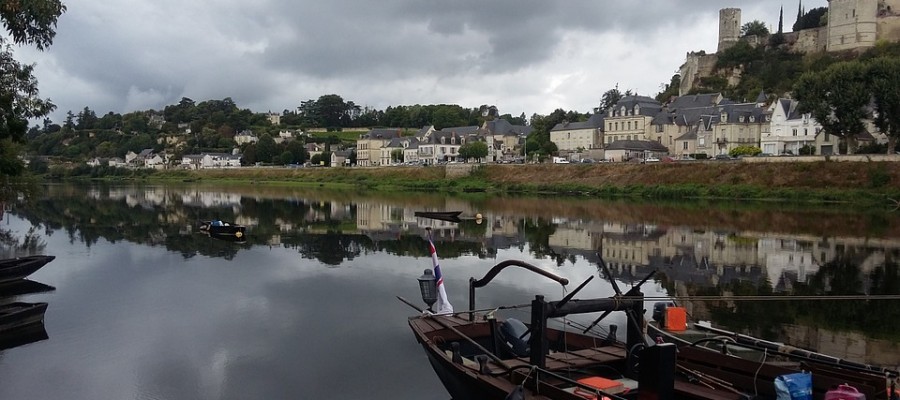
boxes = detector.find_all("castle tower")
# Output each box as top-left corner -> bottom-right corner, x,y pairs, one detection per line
718,8 -> 742,52
827,0 -> 877,52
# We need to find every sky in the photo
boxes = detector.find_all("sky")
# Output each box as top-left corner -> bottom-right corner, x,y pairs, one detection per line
15,0 -> 826,123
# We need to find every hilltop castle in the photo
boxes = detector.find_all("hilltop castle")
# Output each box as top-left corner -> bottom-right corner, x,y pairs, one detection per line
680,0 -> 900,95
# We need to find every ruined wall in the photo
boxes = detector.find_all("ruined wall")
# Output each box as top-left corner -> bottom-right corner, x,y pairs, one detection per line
793,26 -> 828,53
679,53 -> 718,96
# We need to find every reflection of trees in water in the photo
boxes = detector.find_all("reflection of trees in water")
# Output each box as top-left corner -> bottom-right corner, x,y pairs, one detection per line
0,226 -> 47,258
695,253 -> 900,342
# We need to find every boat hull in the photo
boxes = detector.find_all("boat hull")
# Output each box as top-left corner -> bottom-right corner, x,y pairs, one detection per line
199,222 -> 246,238
0,302 -> 49,334
0,255 -> 55,284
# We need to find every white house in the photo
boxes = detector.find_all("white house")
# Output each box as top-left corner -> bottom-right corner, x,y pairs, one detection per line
764,98 -> 821,155
234,130 -> 258,145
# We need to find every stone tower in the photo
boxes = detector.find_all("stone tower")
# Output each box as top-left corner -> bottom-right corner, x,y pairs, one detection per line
827,0 -> 878,51
718,8 -> 742,52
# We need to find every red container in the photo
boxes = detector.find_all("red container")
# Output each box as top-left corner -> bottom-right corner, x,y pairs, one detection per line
824,384 -> 866,400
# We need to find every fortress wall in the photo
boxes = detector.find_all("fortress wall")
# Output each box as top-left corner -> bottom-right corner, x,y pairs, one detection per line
794,26 -> 828,53
878,14 -> 900,41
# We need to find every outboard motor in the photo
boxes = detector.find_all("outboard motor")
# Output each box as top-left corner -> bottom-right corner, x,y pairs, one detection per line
652,301 -> 675,323
499,318 -> 530,357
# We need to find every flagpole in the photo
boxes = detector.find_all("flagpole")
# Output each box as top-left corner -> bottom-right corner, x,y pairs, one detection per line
426,227 -> 453,315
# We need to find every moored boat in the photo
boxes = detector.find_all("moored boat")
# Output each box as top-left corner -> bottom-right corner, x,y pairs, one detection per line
0,302 -> 49,334
199,220 -> 246,239
0,255 -> 55,284
402,242 -> 900,400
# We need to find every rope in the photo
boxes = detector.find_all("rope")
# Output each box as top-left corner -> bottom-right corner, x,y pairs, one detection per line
753,348 -> 768,398
641,294 -> 900,301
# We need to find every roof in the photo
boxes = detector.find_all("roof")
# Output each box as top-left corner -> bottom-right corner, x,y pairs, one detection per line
361,128 -> 403,140
483,118 -> 532,136
609,96 -> 663,117
605,140 -> 669,152
667,93 -> 722,111
551,113 -> 605,131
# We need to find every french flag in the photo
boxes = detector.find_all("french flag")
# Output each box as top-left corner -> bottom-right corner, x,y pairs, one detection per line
429,237 -> 454,315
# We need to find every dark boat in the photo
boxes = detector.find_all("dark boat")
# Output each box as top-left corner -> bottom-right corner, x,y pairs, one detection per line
404,258 -> 900,400
0,322 -> 48,351
0,302 -> 49,334
414,211 -> 463,223
199,221 -> 246,239
646,312 -> 899,400
0,280 -> 56,299
0,255 -> 55,284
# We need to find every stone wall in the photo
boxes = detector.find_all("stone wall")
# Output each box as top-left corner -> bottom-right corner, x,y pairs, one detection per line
679,53 -> 718,96
742,154 -> 900,163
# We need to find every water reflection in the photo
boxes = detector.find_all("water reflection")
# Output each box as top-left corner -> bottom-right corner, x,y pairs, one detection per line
7,183 -> 900,371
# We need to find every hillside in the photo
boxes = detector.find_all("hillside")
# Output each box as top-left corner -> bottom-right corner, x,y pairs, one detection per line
159,159 -> 900,205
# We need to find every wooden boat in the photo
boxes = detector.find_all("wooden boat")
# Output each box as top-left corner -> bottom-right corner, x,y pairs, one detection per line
414,211 -> 463,223
0,322 -> 48,351
199,220 -> 246,239
403,259 -> 900,400
646,313 -> 899,400
0,280 -> 56,298
0,302 -> 49,334
0,255 -> 55,284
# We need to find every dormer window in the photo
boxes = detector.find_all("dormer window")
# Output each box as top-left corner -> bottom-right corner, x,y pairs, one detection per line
620,106 -> 626,116
720,113 -> 728,123
749,116 -> 755,122
634,104 -> 641,115
739,116 -> 745,123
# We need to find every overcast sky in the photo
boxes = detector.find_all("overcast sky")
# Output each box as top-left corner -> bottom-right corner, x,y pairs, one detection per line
16,0 -> 826,123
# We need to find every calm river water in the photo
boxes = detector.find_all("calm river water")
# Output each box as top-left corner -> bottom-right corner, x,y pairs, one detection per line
1,183 -> 898,399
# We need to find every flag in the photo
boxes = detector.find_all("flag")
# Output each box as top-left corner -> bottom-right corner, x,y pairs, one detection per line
428,236 -> 454,315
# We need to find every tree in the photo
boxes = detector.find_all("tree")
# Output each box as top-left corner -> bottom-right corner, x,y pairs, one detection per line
0,0 -> 66,177
596,87 -> 623,114
778,6 -> 784,34
794,61 -> 870,154
255,134 -> 277,163
868,57 -> 900,154
459,141 -> 488,162
741,20 -> 769,37
390,149 -> 404,164
655,74 -> 681,103
793,7 -> 827,31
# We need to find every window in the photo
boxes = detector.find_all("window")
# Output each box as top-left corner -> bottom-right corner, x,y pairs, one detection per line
627,121 -> 632,130
804,128 -> 808,136
683,142 -> 688,150
792,129 -> 797,137
825,133 -> 830,142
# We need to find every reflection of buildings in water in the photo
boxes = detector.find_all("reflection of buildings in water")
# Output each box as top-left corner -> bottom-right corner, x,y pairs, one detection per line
782,324 -> 900,370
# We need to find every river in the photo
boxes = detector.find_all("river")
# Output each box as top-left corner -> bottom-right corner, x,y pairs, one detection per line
0,183 -> 898,399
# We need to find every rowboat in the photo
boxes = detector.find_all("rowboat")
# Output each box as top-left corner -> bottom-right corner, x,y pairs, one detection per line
414,211 -> 463,223
0,302 -> 49,334
0,280 -> 56,298
0,255 -> 55,284
198,220 -> 246,239
646,308 -> 899,400
403,255 -> 899,400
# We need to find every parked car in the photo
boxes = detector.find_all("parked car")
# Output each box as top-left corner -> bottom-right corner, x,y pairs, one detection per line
714,154 -> 732,161
644,157 -> 660,163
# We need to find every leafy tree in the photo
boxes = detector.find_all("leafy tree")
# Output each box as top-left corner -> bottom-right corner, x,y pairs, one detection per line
868,57 -> 900,154
390,149 -> 404,163
76,106 -> 98,130
255,133 -> 276,163
729,145 -> 762,157
279,151 -> 293,165
655,74 -> 681,103
286,140 -> 307,164
793,7 -> 827,31
741,20 -> 769,37
596,87 -> 623,114
458,141 -> 488,162
794,61 -> 870,154
0,0 -> 65,175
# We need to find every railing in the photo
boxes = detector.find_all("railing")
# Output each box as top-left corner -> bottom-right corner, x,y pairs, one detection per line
468,260 -> 569,321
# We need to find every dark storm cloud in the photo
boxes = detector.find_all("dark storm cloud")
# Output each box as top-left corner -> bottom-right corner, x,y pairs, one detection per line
18,0 -> 824,121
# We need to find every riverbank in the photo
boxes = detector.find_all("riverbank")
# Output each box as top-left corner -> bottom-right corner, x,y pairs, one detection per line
144,160 -> 900,205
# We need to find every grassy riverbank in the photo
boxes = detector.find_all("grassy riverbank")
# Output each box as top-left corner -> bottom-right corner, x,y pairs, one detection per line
143,161 -> 900,205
